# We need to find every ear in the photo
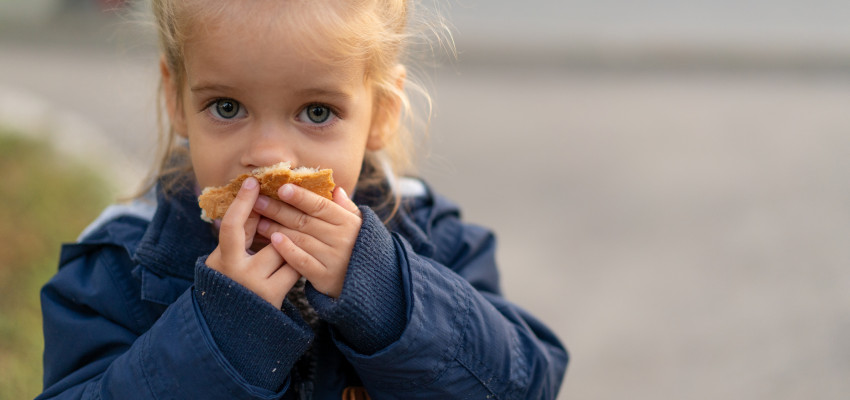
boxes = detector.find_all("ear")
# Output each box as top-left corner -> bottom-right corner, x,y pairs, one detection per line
160,56 -> 188,138
367,64 -> 407,151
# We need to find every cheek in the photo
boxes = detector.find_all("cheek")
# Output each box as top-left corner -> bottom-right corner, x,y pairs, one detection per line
188,145 -> 215,188
313,150 -> 361,196
334,167 -> 363,196
187,134 -> 232,188
315,130 -> 371,194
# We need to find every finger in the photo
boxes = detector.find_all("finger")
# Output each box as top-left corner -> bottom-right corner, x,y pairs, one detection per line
219,177 -> 259,257
244,211 -> 261,250
269,264 -> 302,296
278,184 -> 347,225
255,194 -> 327,236
251,243 -> 287,278
332,186 -> 361,217
270,232 -> 326,282
257,213 -> 335,248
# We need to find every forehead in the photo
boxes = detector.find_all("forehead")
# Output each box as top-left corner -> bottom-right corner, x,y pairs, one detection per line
182,0 -> 359,68
180,1 -> 370,93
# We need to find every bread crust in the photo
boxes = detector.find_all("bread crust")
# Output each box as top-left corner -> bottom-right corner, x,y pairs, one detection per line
197,162 -> 335,221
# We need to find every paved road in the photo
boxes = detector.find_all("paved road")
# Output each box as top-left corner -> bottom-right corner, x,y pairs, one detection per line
3,7 -> 850,400
425,68 -> 850,399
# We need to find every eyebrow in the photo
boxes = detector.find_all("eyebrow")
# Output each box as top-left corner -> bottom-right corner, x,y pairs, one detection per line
189,83 -> 354,101
294,87 -> 353,101
190,83 -> 237,93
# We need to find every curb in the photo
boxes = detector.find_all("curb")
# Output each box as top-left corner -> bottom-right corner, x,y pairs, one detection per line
0,84 -> 146,197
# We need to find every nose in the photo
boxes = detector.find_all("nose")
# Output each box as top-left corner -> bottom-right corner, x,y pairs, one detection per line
241,122 -> 296,169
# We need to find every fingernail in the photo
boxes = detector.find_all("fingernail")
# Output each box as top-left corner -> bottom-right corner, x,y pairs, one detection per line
243,177 -> 258,190
279,184 -> 294,199
258,219 -> 270,233
339,187 -> 348,199
255,195 -> 269,210
271,232 -> 284,244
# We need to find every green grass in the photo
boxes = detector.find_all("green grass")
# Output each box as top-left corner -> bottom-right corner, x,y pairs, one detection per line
0,132 -> 113,400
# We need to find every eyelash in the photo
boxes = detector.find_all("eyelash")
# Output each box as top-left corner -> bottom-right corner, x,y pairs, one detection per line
297,103 -> 341,131
202,98 -> 245,124
200,99 -> 342,130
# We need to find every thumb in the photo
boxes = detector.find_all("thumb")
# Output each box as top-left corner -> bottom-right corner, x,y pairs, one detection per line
333,186 -> 361,217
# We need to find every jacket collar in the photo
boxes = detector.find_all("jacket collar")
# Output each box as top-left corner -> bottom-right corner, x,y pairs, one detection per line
354,179 -> 437,260
132,180 -> 218,281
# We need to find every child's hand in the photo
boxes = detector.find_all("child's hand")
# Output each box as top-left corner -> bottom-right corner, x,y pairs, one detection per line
253,184 -> 362,299
205,177 -> 302,309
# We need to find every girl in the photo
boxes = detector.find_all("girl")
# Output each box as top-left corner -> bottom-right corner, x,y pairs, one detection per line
38,1 -> 568,399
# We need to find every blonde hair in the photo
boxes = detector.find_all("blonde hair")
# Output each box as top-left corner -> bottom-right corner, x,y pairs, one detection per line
144,0 -> 453,216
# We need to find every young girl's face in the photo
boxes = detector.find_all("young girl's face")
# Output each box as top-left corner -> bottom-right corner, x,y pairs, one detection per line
163,3 -> 389,195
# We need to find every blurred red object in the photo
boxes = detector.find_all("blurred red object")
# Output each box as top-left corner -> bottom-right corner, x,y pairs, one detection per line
98,0 -> 128,11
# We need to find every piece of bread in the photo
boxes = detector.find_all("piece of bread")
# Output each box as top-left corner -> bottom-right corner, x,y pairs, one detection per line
198,161 -> 335,221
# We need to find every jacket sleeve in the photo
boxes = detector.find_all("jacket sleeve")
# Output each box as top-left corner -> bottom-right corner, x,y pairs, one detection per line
308,197 -> 568,399
38,241 -> 311,399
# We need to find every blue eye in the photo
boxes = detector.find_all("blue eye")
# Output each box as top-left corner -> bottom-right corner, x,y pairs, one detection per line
305,105 -> 331,123
210,98 -> 242,119
298,104 -> 338,126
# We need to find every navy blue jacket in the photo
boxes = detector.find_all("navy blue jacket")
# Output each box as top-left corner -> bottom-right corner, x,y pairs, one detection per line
39,178 -> 567,399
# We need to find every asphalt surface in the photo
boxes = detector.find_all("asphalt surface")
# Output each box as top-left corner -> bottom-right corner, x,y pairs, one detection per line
3,6 -> 850,400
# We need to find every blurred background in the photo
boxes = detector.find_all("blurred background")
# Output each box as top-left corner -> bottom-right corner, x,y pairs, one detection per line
2,0 -> 850,399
